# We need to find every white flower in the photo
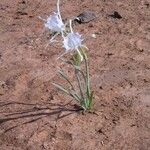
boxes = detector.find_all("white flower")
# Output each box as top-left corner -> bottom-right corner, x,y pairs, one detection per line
45,0 -> 64,33
39,0 -> 65,43
63,19 -> 83,52
44,12 -> 65,32
59,20 -> 84,61
63,32 -> 82,51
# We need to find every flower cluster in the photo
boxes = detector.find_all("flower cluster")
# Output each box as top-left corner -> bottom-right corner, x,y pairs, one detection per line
42,0 -> 83,60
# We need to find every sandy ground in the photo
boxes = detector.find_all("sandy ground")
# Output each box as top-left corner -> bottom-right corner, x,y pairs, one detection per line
0,0 -> 150,149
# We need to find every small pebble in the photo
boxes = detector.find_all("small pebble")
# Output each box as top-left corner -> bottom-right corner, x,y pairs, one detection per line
109,11 -> 122,19
74,11 -> 97,23
91,33 -> 96,38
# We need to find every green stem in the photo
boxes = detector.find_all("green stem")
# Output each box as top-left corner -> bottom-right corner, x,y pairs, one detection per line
81,48 -> 90,98
85,54 -> 90,98
75,69 -> 85,103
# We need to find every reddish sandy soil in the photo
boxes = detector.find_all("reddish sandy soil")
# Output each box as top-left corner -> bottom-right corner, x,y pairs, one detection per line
0,0 -> 150,150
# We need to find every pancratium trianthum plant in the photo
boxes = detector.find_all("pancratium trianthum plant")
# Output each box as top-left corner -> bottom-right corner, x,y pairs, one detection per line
41,0 -> 94,111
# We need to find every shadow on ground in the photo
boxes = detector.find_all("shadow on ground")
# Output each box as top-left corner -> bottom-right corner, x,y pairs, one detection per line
0,101 -> 81,133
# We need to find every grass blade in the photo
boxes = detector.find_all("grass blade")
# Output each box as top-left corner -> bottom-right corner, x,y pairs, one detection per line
58,69 -> 74,89
52,83 -> 69,95
70,90 -> 81,102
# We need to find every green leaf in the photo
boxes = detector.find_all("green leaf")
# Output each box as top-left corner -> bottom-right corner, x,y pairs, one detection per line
79,47 -> 88,60
52,83 -> 69,95
70,90 -> 81,102
72,52 -> 81,66
58,69 -> 74,89
89,91 -> 94,109
75,69 -> 85,104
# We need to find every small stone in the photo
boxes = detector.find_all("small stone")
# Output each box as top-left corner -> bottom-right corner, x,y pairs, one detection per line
74,11 -> 97,23
109,11 -> 122,19
91,33 -> 96,38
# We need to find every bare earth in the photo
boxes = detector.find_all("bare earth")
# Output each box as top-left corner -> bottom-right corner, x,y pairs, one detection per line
0,0 -> 150,150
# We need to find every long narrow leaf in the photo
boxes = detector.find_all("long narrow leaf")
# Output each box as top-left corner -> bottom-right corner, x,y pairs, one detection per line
83,49 -> 90,98
60,59 -> 87,87
58,69 -> 74,89
70,90 -> 81,102
75,69 -> 85,103
52,83 -> 69,95
89,91 -> 94,109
